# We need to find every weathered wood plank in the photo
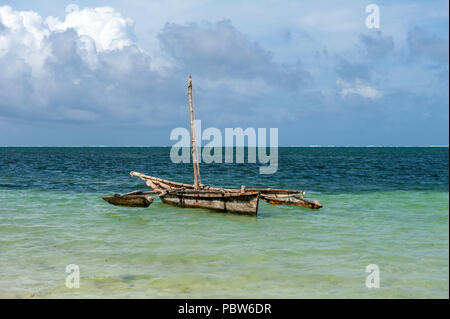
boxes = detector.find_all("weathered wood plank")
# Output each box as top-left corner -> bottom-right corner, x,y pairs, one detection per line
103,194 -> 153,207
160,192 -> 259,215
130,172 -> 305,194
260,195 -> 322,209
188,76 -> 202,189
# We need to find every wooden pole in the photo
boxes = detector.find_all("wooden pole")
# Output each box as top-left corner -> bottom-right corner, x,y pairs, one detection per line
130,172 -> 306,194
188,76 -> 201,189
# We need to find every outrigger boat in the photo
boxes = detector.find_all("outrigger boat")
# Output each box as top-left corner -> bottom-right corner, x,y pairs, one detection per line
103,76 -> 322,215
103,190 -> 158,208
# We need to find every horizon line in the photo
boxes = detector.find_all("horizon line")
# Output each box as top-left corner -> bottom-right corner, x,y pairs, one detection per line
0,145 -> 448,148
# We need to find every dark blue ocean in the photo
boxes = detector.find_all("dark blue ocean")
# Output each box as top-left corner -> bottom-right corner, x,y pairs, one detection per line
1,147 -> 448,193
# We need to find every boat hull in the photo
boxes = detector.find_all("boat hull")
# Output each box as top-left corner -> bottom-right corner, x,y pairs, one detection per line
103,194 -> 153,207
160,192 -> 259,215
260,195 -> 322,209
130,171 -> 323,209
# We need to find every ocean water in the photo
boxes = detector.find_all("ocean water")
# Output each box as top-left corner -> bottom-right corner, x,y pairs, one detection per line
0,147 -> 448,298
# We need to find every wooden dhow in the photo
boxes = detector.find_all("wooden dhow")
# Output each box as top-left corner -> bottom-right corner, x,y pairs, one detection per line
103,76 -> 322,215
129,171 -> 322,211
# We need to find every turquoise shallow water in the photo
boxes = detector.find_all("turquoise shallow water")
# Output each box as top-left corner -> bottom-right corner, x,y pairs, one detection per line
0,147 -> 448,298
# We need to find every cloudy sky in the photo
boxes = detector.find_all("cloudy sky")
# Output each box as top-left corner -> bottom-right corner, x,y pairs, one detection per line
0,0 -> 448,145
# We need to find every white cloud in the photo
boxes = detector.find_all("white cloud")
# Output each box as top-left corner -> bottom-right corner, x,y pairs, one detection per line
337,78 -> 382,99
3,5 -> 299,126
0,6 -> 50,75
0,5 -> 158,122
0,1 -> 444,140
47,5 -> 135,51
0,4 -> 138,77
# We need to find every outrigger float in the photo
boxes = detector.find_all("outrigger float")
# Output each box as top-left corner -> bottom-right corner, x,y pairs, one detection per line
103,76 -> 322,215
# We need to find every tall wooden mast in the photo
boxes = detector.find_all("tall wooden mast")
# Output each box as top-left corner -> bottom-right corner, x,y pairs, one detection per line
188,76 -> 201,189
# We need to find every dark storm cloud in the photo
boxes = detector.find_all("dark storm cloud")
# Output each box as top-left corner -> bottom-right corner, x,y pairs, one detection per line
0,27 -> 185,124
159,20 -> 311,90
359,31 -> 394,59
407,27 -> 449,63
335,59 -> 370,82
